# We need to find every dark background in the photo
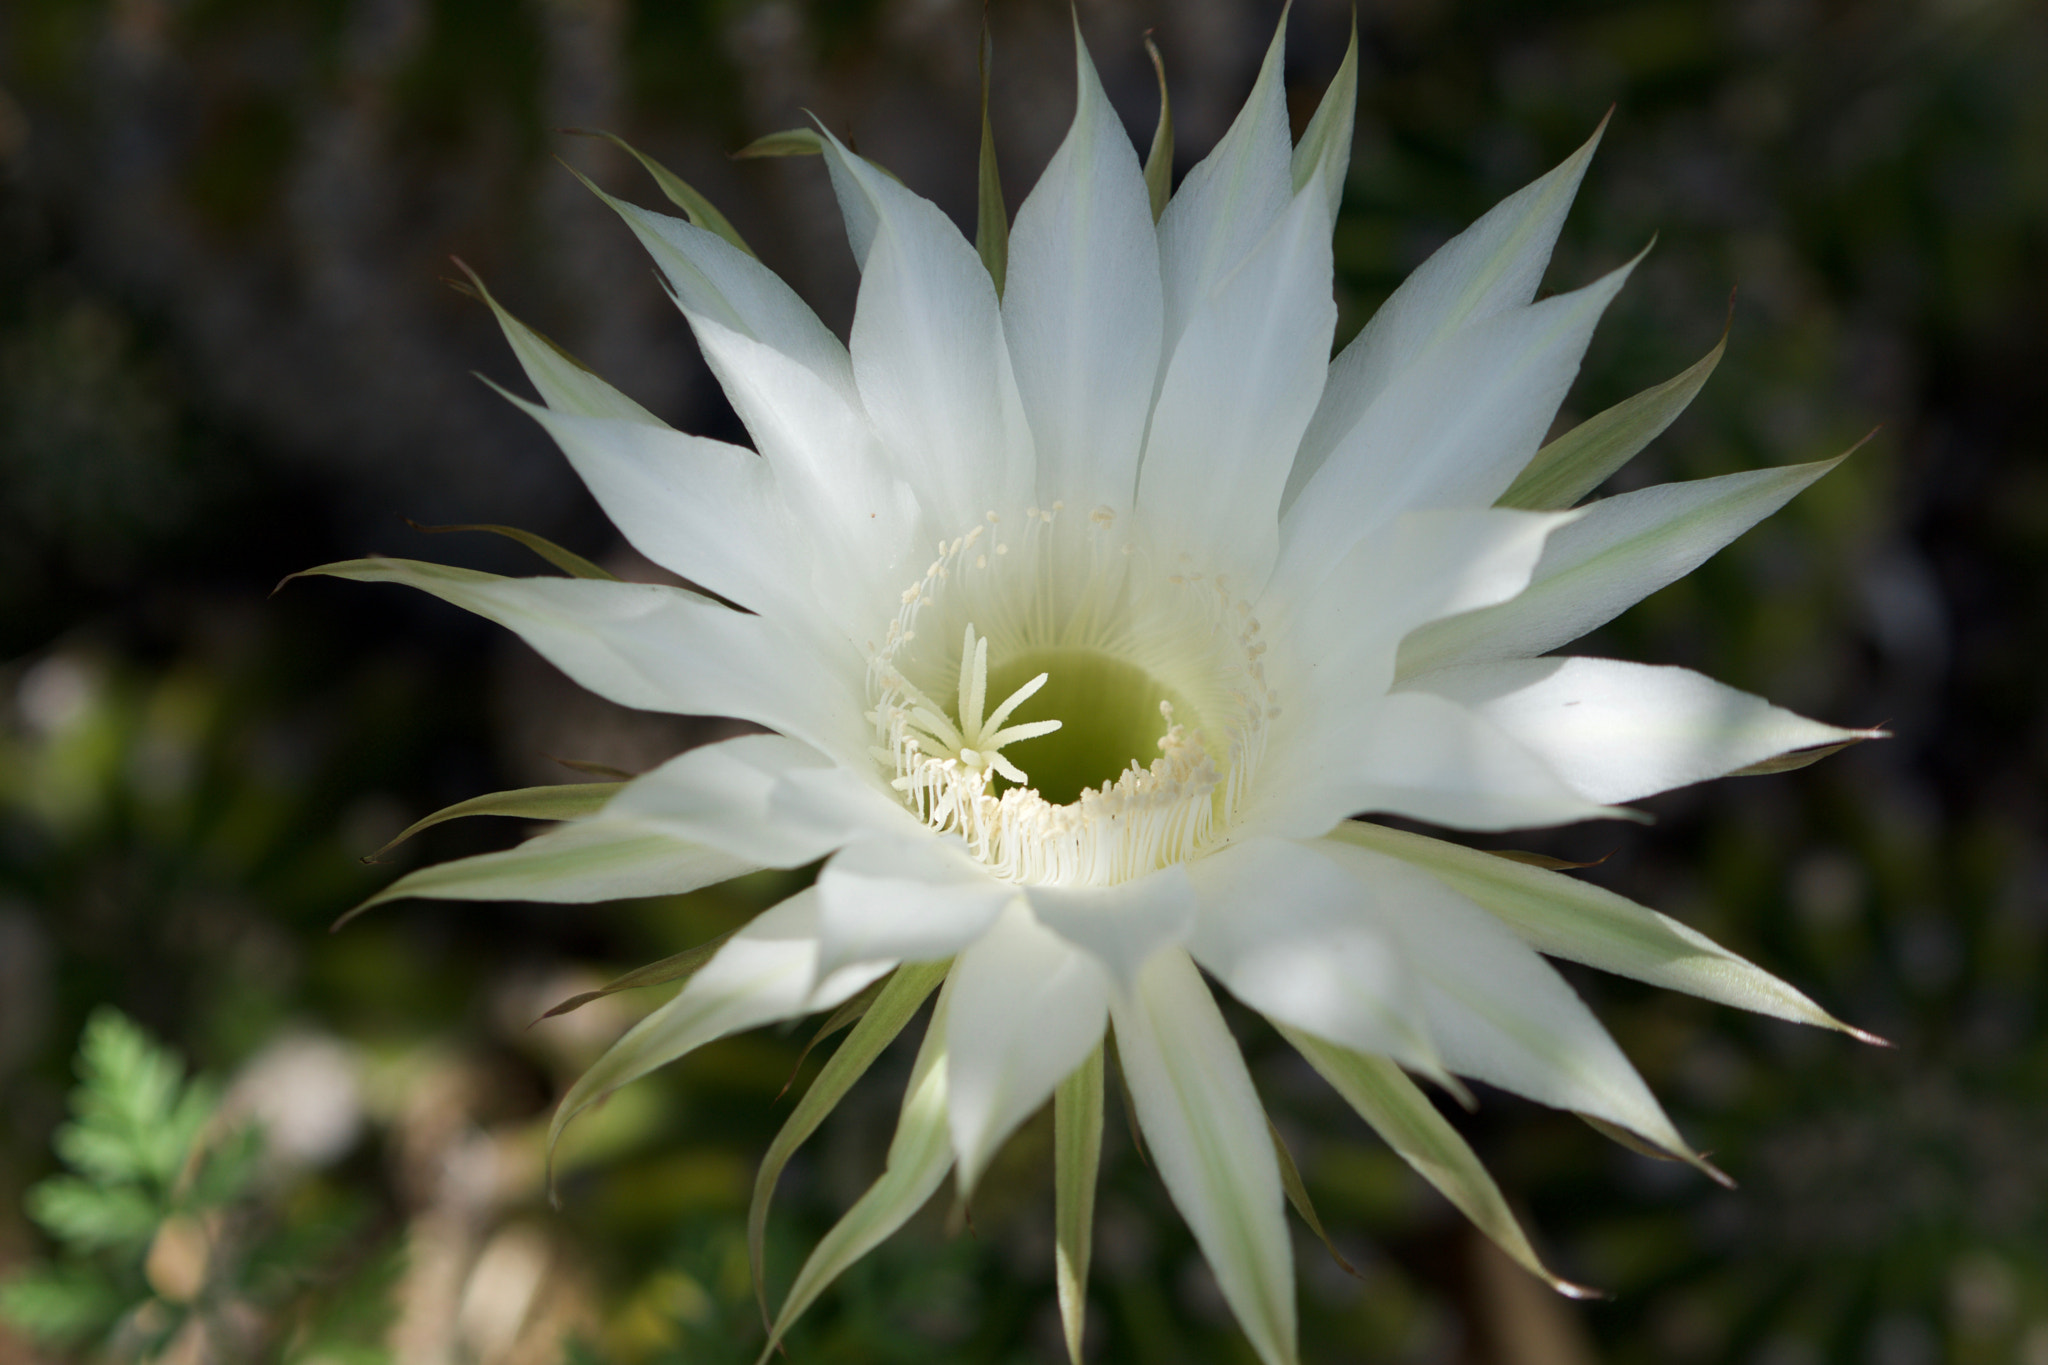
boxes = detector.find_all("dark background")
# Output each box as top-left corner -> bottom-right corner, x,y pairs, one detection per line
2,0 -> 2044,1361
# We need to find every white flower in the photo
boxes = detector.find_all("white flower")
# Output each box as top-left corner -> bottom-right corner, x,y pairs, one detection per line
310,17 -> 1881,1365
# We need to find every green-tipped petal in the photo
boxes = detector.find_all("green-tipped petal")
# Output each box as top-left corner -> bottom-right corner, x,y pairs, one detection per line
1329,821 -> 1886,1044
974,20 -> 1007,297
758,977 -> 957,1363
362,782 -> 620,863
1288,19 -> 1358,222
1399,453 -> 1851,676
749,960 -> 948,1323
549,890 -> 892,1176
400,519 -> 618,581
569,128 -> 756,257
1280,1029 -> 1598,1299
1112,950 -> 1297,1365
1141,36 -> 1173,222
340,818 -> 751,928
1496,309 -> 1728,510
1053,1045 -> 1104,1365
452,259 -> 666,425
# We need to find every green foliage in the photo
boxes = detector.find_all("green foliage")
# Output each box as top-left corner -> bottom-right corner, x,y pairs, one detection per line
1,1010 -> 394,1362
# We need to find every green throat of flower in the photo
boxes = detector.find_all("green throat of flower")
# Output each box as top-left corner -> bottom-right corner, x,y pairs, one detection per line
864,506 -> 1272,887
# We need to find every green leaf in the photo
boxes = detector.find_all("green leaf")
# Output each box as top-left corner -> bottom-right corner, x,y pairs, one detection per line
399,519 -> 619,581
0,1264 -> 127,1345
731,127 -> 825,160
975,20 -> 1008,297
1280,1028 -> 1599,1300
566,128 -> 757,258
748,961 -> 949,1324
1331,821 -> 1884,1043
25,1178 -> 161,1253
362,782 -> 620,863
1141,36 -> 1173,222
757,979 -> 957,1364
536,933 -> 737,1021
58,1009 -> 208,1189
1496,308 -> 1729,510
1267,1119 -> 1364,1281
1052,1044 -> 1103,1365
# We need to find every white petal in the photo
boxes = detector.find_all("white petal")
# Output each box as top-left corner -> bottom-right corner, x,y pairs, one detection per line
945,901 -> 1110,1196
683,318 -> 923,624
1138,181 -> 1337,586
352,818 -> 752,916
821,131 -> 1035,530
1154,16 -> 1292,367
549,889 -> 890,1159
1111,950 -> 1296,1365
499,394 -> 816,625
763,979 -> 955,1356
1331,821 -> 1879,1039
1002,26 -> 1162,517
1397,457 -> 1844,675
1283,120 -> 1606,513
1275,257 -> 1635,597
815,835 -> 1019,973
1248,689 -> 1625,838
300,561 -> 869,768
1313,838 -> 1700,1165
1406,657 -> 1879,805
1288,26 -> 1359,224
1270,506 -> 1575,706
604,733 -> 915,867
596,185 -> 857,405
1185,838 -> 1441,1077
1022,865 -> 1194,989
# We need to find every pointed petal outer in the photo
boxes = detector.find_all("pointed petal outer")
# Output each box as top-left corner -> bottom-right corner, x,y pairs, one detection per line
1112,950 -> 1297,1365
295,560 -> 868,768
1284,119 -> 1607,512
1274,256 -> 1636,601
586,177 -> 855,402
760,979 -> 957,1363
1022,865 -> 1196,989
1154,14 -> 1291,365
463,267 -> 665,425
1053,1046 -> 1105,1365
749,961 -> 950,1324
1249,689 -> 1627,839
1138,159 -> 1339,587
819,130 -> 1036,530
1273,506 -> 1575,706
549,889 -> 893,1165
815,836 -> 1019,975
602,733 -> 917,868
1496,320 -> 1728,511
1330,821 -> 1879,1039
1185,838 -> 1444,1080
1289,22 -> 1358,223
1399,457 -> 1844,676
946,902 -> 1111,1196
1001,24 -> 1163,518
495,391 -> 815,625
348,818 -> 753,921
1311,838 -> 1708,1171
1279,1028 -> 1596,1299
589,185 -> 920,605
1407,657 -> 1882,805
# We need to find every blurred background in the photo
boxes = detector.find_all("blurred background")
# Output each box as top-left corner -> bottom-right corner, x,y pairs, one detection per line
1,0 -> 2044,1361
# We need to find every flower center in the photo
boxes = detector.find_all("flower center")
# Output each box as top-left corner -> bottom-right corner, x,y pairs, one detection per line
864,505 -> 1272,887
